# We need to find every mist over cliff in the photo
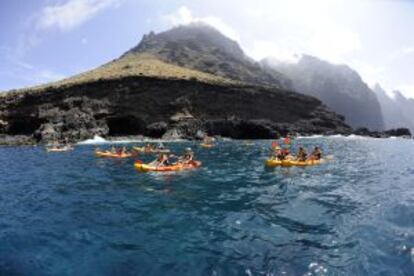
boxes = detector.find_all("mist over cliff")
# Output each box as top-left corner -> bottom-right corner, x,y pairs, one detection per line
263,55 -> 385,131
374,84 -> 414,133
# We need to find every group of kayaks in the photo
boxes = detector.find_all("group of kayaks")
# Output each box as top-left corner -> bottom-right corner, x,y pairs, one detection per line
48,135 -> 324,173
94,145 -> 203,173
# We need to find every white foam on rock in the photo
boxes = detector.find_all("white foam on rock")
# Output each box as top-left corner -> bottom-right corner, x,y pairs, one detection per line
77,135 -> 187,145
77,135 -> 108,145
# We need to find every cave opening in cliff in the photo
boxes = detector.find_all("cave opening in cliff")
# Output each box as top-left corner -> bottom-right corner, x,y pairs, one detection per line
8,117 -> 44,135
107,116 -> 145,136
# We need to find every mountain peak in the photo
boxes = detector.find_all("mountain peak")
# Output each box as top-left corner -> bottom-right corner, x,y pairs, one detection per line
122,23 -> 291,89
392,90 -> 407,101
126,23 -> 244,60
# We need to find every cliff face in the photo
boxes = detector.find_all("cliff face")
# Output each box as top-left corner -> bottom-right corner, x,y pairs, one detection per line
265,55 -> 385,130
373,84 -> 414,132
0,76 -> 351,144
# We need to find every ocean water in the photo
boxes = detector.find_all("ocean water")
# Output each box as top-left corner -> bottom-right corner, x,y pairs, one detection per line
0,137 -> 413,275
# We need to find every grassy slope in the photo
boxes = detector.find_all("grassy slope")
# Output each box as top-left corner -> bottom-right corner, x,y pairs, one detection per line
1,53 -> 236,97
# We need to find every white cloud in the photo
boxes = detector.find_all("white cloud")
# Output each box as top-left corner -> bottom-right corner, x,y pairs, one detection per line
165,6 -> 240,42
246,26 -> 360,64
349,60 -> 385,87
240,0 -> 361,64
246,40 -> 300,62
37,0 -> 121,31
402,47 -> 414,55
32,70 -> 66,83
308,26 -> 361,63
387,46 -> 414,62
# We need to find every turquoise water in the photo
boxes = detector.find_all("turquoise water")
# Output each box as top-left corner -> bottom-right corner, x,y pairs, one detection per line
0,137 -> 413,275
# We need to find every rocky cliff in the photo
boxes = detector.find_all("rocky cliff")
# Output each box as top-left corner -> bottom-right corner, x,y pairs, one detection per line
0,24 -> 376,145
0,72 -> 352,145
264,55 -> 385,130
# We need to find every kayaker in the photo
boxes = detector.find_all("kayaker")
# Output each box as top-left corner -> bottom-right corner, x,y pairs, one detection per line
203,136 -> 213,144
272,146 -> 284,160
296,147 -> 308,161
144,143 -> 153,152
110,145 -> 117,154
179,148 -> 194,164
121,146 -> 128,155
309,146 -> 322,160
151,153 -> 170,167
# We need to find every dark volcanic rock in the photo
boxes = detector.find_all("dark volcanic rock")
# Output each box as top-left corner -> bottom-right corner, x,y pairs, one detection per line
0,135 -> 36,146
383,128 -> 411,137
33,97 -> 109,143
354,127 -> 411,138
0,76 -> 351,144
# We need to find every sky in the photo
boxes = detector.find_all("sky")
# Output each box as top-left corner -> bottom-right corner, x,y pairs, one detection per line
1,0 -> 413,98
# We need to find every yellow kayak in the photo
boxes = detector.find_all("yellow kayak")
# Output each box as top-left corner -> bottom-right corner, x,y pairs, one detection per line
200,143 -> 214,148
281,159 -> 322,167
132,146 -> 170,154
265,159 -> 282,167
46,146 -> 73,152
95,151 -> 132,158
265,158 -> 323,167
134,160 -> 202,172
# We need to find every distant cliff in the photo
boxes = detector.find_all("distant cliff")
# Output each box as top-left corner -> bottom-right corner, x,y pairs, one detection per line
264,55 -> 385,130
374,84 -> 414,133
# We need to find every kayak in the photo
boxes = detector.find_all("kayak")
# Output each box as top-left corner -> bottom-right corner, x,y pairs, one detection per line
200,143 -> 213,148
134,160 -> 202,172
265,158 -> 323,167
281,159 -> 322,167
132,146 -> 170,154
46,146 -> 73,152
265,159 -> 282,167
95,151 -> 132,158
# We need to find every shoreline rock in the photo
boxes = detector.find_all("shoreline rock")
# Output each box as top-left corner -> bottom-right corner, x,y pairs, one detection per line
354,127 -> 411,138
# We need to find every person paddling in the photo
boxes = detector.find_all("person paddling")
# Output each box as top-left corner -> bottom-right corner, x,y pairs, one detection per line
271,146 -> 284,160
150,153 -> 170,167
309,146 -> 322,160
296,146 -> 308,161
178,147 -> 194,164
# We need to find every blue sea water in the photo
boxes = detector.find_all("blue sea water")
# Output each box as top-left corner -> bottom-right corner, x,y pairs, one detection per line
0,137 -> 414,275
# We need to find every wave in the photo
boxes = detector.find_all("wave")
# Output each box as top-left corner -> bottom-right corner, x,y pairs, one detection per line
77,135 -> 108,145
77,135 -> 187,145
295,134 -> 401,140
296,135 -> 325,139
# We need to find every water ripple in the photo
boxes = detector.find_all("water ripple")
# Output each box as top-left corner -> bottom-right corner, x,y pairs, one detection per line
0,138 -> 413,275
